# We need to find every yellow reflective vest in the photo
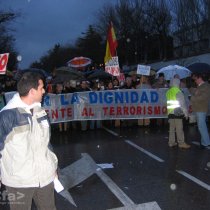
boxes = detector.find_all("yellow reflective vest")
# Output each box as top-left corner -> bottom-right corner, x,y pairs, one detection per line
166,87 -> 181,114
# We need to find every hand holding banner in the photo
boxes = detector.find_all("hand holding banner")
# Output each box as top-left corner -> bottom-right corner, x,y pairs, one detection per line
0,53 -> 9,75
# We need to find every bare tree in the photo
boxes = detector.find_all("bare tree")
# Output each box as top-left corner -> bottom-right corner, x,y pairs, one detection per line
0,11 -> 17,52
0,6 -> 20,69
115,0 -> 137,64
130,0 -> 148,63
145,0 -> 172,60
170,0 -> 210,57
94,4 -> 118,40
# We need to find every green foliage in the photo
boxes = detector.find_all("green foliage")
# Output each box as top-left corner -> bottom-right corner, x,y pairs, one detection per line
75,25 -> 104,65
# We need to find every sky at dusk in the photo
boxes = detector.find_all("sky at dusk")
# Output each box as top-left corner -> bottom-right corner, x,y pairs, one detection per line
1,0 -> 117,69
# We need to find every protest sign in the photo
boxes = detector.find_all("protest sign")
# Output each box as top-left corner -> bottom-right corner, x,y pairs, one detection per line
117,73 -> 125,82
137,65 -> 151,76
105,56 -> 120,76
0,53 -> 9,75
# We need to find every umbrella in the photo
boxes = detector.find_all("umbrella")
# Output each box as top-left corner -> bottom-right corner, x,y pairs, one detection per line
55,66 -> 84,77
67,56 -> 92,69
156,65 -> 191,80
52,74 -> 78,84
87,69 -> 112,80
14,68 -> 49,81
53,66 -> 85,83
187,63 -> 210,75
55,66 -> 76,73
83,70 -> 95,77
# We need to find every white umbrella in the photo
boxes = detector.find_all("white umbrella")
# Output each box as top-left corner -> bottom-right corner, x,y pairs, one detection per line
156,65 -> 191,80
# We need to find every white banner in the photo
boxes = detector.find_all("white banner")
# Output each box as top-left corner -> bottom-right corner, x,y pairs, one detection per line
4,89 -> 205,123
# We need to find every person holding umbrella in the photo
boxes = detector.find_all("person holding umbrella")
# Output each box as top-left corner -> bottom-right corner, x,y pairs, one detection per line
190,73 -> 210,149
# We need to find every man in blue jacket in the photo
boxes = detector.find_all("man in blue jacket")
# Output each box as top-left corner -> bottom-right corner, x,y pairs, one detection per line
0,72 -> 58,210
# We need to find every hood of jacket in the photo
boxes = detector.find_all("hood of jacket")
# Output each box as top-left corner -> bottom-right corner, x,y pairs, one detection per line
170,78 -> 180,87
1,93 -> 41,112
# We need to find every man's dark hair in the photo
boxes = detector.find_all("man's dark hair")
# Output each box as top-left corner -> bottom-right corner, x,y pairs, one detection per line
17,72 -> 45,96
192,73 -> 208,81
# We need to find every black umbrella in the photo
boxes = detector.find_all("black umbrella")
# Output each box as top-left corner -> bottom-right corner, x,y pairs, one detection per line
14,68 -> 49,81
52,66 -> 85,83
87,69 -> 112,80
51,74 -> 85,84
187,63 -> 210,75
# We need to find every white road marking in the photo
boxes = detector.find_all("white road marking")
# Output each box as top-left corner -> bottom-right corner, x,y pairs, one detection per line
97,163 -> 114,169
96,168 -> 135,206
191,141 -> 200,146
97,168 -> 161,209
192,141 -> 210,149
176,170 -> 210,190
108,201 -> 161,210
102,126 -> 119,136
125,140 -> 164,163
102,127 -> 210,193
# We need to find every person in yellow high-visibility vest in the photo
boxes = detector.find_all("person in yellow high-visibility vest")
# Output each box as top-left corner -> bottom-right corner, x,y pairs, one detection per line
166,78 -> 191,149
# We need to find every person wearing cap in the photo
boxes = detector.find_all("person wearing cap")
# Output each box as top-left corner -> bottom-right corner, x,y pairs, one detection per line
190,73 -> 210,149
166,78 -> 191,149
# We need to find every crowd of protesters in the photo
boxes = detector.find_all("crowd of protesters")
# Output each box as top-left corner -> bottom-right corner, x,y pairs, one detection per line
0,69 -> 208,134
0,75 -> 17,93
44,71 -> 191,132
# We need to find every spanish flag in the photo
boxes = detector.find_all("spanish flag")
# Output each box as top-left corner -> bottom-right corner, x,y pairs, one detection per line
104,22 -> 118,64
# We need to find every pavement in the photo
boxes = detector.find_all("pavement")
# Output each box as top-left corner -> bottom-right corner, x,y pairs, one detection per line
1,120 -> 210,210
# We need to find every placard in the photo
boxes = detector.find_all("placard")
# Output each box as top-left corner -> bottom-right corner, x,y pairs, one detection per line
105,56 -> 120,76
137,65 -> 150,76
0,53 -> 9,75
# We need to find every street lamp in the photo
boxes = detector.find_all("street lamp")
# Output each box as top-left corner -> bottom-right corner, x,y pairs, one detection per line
16,55 -> 22,72
17,55 -> 22,62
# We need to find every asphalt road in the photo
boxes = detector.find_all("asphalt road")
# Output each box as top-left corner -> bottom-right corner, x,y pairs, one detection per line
1,120 -> 210,210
